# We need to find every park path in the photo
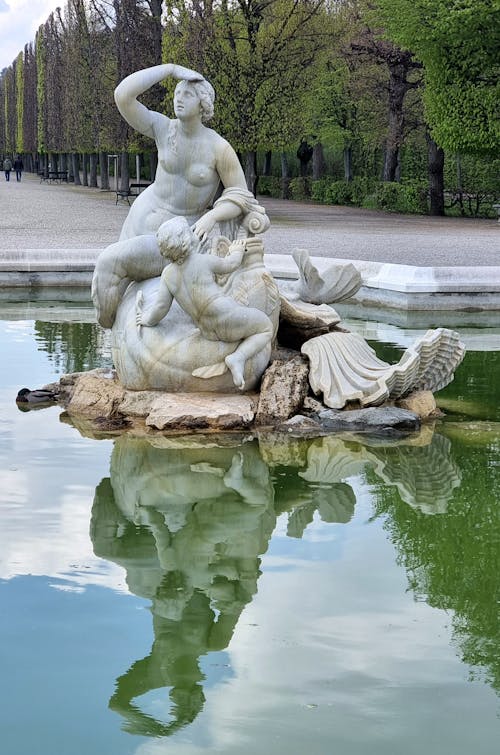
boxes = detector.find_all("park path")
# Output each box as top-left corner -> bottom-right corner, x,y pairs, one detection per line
0,173 -> 498,266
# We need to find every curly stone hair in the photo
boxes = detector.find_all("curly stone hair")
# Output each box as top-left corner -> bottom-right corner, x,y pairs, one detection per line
157,217 -> 194,263
176,78 -> 215,122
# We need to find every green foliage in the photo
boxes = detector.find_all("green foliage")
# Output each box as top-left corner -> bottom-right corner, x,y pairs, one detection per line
163,1 -> 326,153
310,176 -> 376,206
365,180 -> 429,213
289,177 -> 312,200
310,175 -> 429,212
442,153 -> 500,217
15,52 -> 24,153
36,28 -> 46,153
257,176 -> 282,197
375,0 -> 500,154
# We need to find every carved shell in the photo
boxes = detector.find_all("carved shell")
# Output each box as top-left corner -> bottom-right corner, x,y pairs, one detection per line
301,328 -> 465,409
292,248 -> 362,304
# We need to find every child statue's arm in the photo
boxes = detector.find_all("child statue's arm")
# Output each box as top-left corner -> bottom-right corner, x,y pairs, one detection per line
210,240 -> 246,274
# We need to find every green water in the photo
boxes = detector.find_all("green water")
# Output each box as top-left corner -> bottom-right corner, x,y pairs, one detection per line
1,316 -> 499,755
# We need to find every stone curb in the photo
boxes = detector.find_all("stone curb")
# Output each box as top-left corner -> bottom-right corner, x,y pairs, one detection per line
2,249 -> 500,309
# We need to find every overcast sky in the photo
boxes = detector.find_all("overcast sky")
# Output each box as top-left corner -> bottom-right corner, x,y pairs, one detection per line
0,0 -> 61,71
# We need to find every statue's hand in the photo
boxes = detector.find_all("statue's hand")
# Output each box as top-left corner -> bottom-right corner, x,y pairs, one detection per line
228,239 -> 246,255
192,212 -> 217,243
185,72 -> 204,83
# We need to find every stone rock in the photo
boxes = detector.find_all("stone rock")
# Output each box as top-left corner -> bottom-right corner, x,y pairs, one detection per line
303,396 -> 326,414
396,390 -> 440,419
278,295 -> 341,350
255,356 -> 310,426
145,393 -> 257,431
120,390 -> 167,417
66,370 -> 125,419
275,414 -> 323,435
318,406 -> 420,435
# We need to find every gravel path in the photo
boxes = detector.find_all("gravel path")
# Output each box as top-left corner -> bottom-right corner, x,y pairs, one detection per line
0,174 -> 498,266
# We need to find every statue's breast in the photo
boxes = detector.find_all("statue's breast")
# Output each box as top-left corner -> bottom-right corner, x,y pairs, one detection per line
185,162 -> 218,188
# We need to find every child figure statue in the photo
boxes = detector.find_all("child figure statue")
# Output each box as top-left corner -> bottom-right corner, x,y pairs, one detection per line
135,217 -> 274,390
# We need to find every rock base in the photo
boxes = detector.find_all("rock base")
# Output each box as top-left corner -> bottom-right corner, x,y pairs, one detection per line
42,362 -> 438,439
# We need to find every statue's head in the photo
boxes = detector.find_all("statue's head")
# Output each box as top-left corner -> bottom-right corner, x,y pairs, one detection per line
157,217 -> 195,262
174,78 -> 215,122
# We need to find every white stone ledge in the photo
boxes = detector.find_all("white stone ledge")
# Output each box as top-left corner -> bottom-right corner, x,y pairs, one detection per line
1,249 -> 500,307
264,254 -> 500,293
0,249 -> 100,272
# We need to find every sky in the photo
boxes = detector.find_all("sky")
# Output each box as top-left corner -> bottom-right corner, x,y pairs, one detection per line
0,0 -> 62,71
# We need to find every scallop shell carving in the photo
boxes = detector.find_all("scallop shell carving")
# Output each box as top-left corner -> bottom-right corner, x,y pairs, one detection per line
301,328 -> 465,409
292,248 -> 362,304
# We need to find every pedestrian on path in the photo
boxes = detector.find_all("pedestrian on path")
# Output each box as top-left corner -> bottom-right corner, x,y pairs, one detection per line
13,156 -> 24,181
3,157 -> 12,181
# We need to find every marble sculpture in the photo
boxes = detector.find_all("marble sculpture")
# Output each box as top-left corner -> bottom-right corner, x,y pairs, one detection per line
91,64 -> 465,404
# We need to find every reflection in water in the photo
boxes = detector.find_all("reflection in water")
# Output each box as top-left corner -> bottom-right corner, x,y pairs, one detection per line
371,432 -> 500,694
88,426 -> 465,736
91,438 -> 277,736
33,320 -> 112,373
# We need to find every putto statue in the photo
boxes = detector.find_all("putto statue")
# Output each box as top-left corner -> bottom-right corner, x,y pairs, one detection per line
91,64 -> 464,403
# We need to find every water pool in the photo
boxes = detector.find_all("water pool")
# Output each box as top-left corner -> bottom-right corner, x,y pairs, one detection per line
1,310 -> 499,755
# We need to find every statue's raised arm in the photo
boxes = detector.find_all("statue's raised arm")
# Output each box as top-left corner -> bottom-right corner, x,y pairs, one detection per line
114,64 -> 204,139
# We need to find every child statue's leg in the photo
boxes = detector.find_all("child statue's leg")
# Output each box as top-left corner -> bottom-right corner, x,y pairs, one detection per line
224,310 -> 274,389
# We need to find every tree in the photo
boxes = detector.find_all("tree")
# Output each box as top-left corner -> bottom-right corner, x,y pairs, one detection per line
375,0 -> 500,154
22,44 -> 38,163
163,0 -> 327,192
348,17 -> 423,182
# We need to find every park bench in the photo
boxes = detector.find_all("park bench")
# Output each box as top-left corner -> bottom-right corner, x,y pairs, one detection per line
115,182 -> 151,205
39,170 -> 68,183
48,171 -> 68,183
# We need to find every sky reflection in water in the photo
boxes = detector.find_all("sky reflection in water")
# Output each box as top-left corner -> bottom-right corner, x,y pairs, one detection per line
0,316 -> 499,755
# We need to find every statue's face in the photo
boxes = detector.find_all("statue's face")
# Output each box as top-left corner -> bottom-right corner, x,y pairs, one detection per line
173,82 -> 201,120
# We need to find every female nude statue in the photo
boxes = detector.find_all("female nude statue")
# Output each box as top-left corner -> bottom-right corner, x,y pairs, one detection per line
92,64 -> 268,328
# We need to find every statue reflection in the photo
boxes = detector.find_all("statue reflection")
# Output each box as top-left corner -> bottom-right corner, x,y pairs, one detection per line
90,437 -> 276,736
89,426 -> 461,736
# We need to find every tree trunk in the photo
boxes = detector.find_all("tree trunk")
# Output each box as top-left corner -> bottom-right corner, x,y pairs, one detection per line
383,62 -> 410,182
244,150 -> 258,195
343,145 -> 353,182
281,152 -> 290,199
120,151 -> 129,192
426,132 -> 445,216
67,154 -> 74,182
99,151 -> 109,190
312,143 -> 325,181
262,150 -> 272,176
72,153 -> 81,185
89,153 -> 98,188
82,154 -> 89,186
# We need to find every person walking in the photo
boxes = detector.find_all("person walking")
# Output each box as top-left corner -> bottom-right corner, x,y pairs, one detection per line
13,156 -> 23,181
3,157 -> 12,181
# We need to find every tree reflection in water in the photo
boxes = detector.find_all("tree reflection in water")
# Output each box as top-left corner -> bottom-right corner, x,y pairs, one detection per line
88,424 -> 489,737
370,427 -> 500,695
